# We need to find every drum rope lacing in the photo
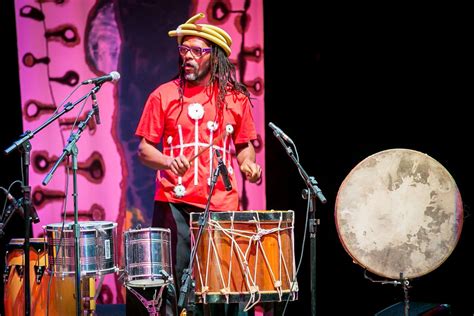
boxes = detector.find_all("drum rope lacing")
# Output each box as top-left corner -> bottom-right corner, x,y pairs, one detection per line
193,211 -> 294,311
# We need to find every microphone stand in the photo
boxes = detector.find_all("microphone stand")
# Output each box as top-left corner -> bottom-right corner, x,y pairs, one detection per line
272,131 -> 326,316
3,84 -> 101,316
42,96 -> 100,316
178,160 -> 222,316
1,142 -> 34,316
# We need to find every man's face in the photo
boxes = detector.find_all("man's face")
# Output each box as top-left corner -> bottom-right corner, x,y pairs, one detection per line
180,36 -> 212,84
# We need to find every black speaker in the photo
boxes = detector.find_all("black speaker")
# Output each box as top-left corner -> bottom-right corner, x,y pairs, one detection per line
375,302 -> 451,316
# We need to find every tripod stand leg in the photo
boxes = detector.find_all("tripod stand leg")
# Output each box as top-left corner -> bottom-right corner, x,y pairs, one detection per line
127,284 -> 167,316
403,279 -> 410,316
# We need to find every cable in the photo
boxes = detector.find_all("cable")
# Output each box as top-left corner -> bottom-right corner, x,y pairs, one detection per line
282,192 -> 311,316
0,180 -> 23,220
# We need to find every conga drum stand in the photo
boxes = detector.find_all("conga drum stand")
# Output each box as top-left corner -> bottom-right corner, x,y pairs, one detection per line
82,276 -> 97,315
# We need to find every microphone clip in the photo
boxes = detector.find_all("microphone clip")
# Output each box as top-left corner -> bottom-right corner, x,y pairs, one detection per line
269,122 -> 294,144
215,150 -> 232,191
91,91 -> 101,125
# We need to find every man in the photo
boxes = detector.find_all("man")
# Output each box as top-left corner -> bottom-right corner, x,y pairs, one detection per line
135,12 -> 262,315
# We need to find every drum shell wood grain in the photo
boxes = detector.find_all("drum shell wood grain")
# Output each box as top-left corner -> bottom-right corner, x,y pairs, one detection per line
191,211 -> 297,303
3,238 -> 75,316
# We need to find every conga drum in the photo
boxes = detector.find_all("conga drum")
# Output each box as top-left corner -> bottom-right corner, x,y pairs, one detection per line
335,148 -> 463,279
3,238 -> 75,316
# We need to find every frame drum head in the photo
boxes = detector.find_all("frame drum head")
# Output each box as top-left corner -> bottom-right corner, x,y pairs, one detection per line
335,148 -> 463,279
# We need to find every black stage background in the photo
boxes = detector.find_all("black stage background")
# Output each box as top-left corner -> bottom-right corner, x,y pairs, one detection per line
1,1 -> 473,315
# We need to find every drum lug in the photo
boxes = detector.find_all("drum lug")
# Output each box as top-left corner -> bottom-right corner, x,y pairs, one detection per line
117,268 -> 126,283
249,285 -> 259,294
3,265 -> 11,283
15,265 -> 24,278
34,265 -> 45,284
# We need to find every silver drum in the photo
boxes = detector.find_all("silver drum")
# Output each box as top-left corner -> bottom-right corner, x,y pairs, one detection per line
44,221 -> 117,277
123,227 -> 172,287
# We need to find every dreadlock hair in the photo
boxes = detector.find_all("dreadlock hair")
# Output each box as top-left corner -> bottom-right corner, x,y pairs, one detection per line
208,44 -> 251,110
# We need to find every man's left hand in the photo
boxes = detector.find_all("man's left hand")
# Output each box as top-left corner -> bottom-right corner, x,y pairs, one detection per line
240,160 -> 262,183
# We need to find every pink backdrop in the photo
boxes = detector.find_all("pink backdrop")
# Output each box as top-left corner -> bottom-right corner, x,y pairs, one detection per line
15,0 -> 265,305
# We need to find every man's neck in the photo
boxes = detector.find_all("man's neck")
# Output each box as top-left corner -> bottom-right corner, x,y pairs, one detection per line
185,78 -> 213,89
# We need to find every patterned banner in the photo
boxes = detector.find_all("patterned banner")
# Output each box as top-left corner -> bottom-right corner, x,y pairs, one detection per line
15,0 -> 265,305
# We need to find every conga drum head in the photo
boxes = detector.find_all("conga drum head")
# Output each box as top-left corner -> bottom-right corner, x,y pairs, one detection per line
335,148 -> 463,279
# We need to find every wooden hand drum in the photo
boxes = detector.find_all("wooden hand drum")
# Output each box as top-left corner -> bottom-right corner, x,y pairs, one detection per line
190,210 -> 298,306
335,148 -> 463,279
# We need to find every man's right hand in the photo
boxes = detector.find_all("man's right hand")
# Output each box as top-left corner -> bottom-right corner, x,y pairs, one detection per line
169,155 -> 190,176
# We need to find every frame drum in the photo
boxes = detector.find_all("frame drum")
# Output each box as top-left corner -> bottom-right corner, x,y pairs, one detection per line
335,148 -> 463,279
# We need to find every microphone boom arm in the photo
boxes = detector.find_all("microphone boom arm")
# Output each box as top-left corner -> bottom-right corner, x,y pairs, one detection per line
42,106 -> 95,186
271,128 -> 326,205
4,85 -> 101,155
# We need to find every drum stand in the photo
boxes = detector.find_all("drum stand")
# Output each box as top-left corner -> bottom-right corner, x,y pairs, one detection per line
270,124 -> 327,316
124,270 -> 175,316
364,270 -> 411,316
126,283 -> 168,316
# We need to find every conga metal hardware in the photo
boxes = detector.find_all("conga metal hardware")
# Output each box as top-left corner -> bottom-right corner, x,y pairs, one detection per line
3,238 -> 76,316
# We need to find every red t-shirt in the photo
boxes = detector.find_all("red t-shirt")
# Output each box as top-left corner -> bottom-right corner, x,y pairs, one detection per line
135,79 -> 257,211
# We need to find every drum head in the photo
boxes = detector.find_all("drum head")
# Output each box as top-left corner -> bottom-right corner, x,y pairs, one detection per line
44,221 -> 116,231
335,148 -> 463,279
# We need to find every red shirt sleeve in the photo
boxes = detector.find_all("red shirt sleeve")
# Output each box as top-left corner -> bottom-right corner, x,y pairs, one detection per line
135,90 -> 164,144
233,96 -> 257,144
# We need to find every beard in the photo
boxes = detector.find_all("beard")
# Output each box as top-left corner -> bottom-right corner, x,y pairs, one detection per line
183,59 -> 210,82
184,72 -> 198,81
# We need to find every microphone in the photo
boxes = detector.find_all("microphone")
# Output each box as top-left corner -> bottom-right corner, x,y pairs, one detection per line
215,150 -> 232,191
1,188 -> 40,224
91,92 -> 101,125
269,122 -> 293,143
82,71 -> 120,85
